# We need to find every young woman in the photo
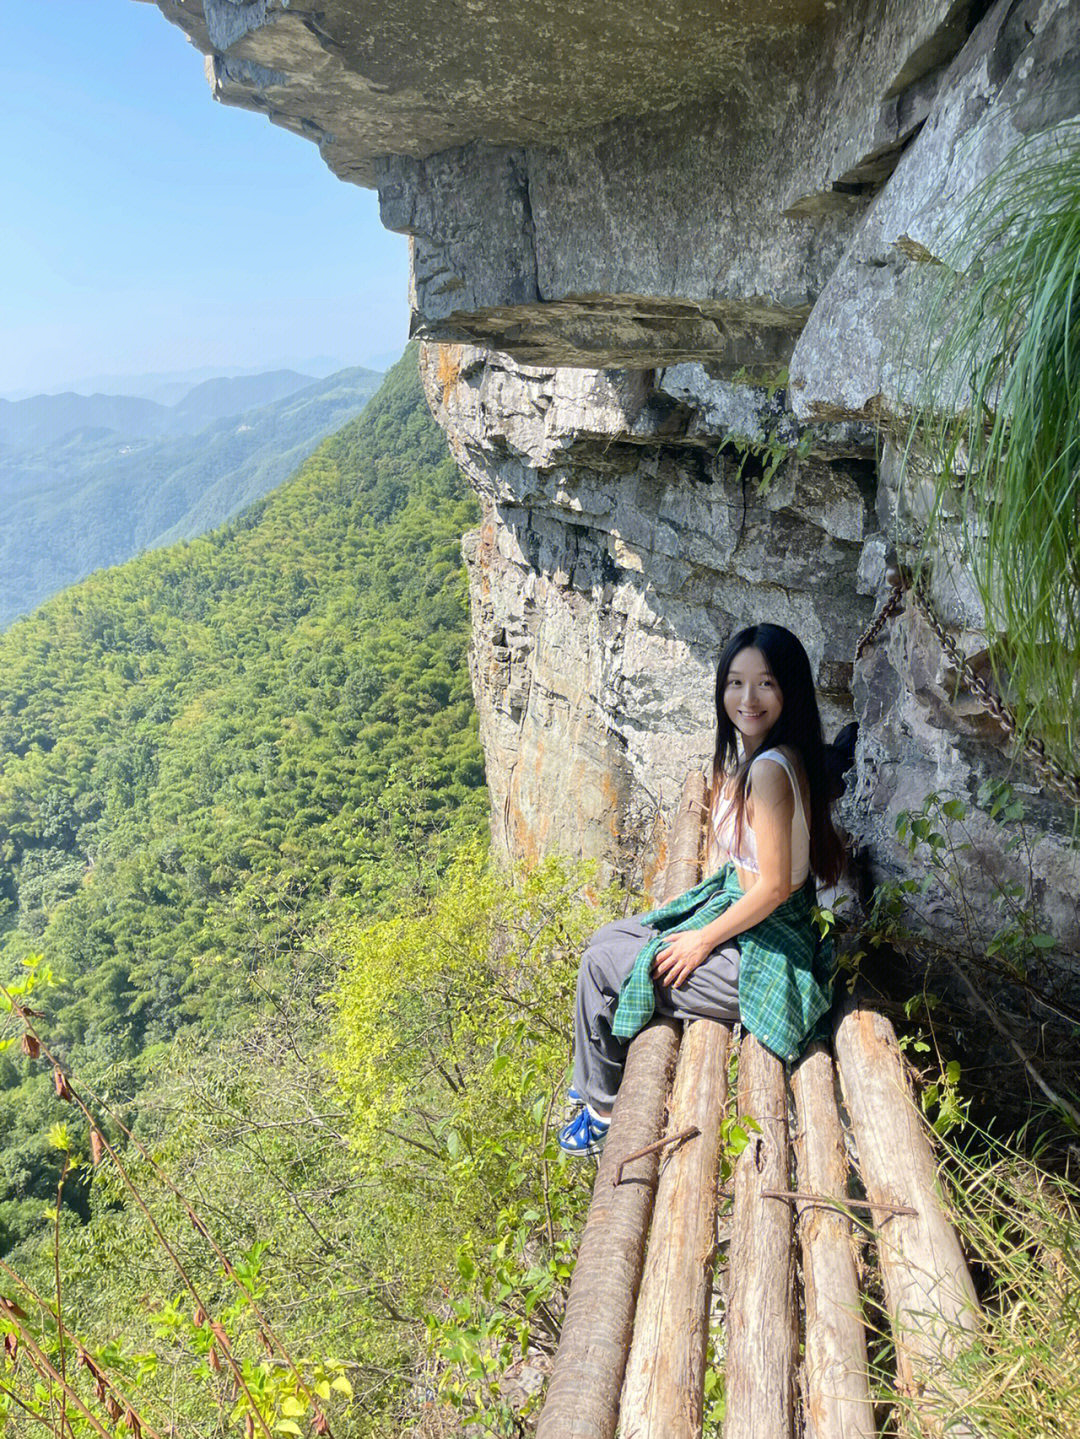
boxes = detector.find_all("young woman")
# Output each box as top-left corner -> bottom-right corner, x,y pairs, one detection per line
559,623 -> 846,1154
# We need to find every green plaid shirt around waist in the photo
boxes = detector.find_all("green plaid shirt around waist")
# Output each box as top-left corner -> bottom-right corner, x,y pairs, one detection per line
611,862 -> 833,1064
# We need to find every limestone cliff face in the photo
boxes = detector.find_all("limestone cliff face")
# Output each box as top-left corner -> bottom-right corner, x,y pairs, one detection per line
151,0 -> 1080,956
420,346 -> 877,890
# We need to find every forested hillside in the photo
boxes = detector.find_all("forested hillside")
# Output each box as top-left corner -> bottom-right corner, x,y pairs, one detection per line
0,367 -> 383,627
0,349 -> 485,1248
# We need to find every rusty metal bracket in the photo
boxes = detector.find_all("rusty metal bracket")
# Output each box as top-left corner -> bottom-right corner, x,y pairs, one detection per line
613,1125 -> 701,1187
760,1188 -> 917,1217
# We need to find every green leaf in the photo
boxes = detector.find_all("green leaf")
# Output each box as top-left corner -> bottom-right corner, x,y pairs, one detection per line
48,1123 -> 71,1153
726,1125 -> 749,1155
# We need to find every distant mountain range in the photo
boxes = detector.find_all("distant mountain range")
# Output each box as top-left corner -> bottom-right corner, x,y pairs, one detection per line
0,369 -> 323,452
0,356 -> 366,404
0,365 -> 385,628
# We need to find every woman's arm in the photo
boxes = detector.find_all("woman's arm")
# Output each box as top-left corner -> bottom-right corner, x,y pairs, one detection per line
652,758 -> 795,988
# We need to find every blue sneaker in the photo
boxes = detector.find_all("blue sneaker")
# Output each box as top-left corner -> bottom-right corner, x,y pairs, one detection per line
558,1105 -> 610,1156
562,1085 -> 584,1125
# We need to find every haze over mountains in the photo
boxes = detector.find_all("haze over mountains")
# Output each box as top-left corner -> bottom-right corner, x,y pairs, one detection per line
0,364 -> 385,628
0,354 -> 405,405
0,368 -> 339,451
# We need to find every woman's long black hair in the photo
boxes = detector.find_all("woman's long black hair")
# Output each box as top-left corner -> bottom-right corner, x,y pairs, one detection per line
711,624 -> 845,887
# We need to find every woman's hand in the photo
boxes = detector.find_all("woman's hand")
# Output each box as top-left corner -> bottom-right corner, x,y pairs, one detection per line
651,930 -> 710,989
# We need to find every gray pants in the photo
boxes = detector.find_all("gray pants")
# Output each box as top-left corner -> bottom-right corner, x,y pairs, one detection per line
571,916 -> 740,1112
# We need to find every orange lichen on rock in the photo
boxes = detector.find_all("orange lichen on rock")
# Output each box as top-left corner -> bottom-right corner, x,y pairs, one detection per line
434,343 -> 463,399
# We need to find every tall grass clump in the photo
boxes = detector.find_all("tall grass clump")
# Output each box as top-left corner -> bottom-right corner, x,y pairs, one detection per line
889,1130 -> 1080,1437
903,122 -> 1080,776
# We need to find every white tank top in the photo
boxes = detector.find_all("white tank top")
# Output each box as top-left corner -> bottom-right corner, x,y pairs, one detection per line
709,748 -> 811,886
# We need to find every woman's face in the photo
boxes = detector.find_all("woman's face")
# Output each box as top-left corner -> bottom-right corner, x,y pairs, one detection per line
722,646 -> 783,750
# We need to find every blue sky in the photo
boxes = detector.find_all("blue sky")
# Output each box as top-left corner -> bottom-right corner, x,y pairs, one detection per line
0,0 -> 410,395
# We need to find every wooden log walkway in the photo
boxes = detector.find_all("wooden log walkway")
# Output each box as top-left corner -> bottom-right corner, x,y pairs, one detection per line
537,772 -> 703,1439
538,774 -> 982,1439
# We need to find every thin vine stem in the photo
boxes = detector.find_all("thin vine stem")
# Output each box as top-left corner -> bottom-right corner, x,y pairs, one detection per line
52,1155 -> 69,1439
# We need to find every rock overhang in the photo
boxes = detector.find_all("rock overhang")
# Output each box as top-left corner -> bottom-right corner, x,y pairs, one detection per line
150,0 -> 840,186
143,0 -> 1021,374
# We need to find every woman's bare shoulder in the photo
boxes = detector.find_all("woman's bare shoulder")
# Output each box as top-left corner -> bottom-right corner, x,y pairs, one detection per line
746,755 -> 796,805
750,745 -> 810,815
751,745 -> 807,777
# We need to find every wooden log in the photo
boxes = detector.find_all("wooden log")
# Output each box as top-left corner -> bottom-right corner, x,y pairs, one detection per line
724,1034 -> 797,1439
790,1041 -> 875,1439
833,995 -> 980,1437
539,1019 -> 682,1439
662,769 -> 709,897
537,771 -> 706,1439
618,1019 -> 731,1439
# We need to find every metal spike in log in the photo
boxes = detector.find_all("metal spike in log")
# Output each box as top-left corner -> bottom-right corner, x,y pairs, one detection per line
833,995 -> 981,1438
618,1019 -> 731,1439
724,1035 -> 797,1439
537,771 -> 706,1439
790,1041 -> 874,1439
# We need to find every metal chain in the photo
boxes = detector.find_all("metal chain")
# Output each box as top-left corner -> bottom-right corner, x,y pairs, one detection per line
854,583 -> 905,662
908,575 -> 1080,807
855,567 -> 1080,808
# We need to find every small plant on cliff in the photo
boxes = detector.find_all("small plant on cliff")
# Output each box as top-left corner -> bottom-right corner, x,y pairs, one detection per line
720,427 -> 813,495
902,121 -> 1080,777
